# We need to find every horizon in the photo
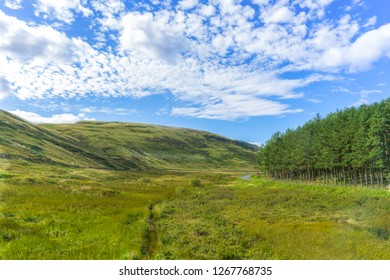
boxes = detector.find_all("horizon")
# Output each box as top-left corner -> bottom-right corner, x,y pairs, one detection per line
1,0 -> 390,144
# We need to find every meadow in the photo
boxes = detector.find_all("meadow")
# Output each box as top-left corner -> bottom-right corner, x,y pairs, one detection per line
1,166 -> 389,260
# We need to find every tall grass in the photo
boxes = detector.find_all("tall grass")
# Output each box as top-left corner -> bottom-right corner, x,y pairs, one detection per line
155,176 -> 390,259
0,168 -> 176,259
1,169 -> 389,259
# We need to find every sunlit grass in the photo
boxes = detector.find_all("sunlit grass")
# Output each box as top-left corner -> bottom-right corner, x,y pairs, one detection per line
1,169 -> 389,260
155,176 -> 390,260
0,167 -> 177,260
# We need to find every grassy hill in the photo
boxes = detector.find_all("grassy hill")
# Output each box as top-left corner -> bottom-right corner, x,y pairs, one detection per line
43,121 -> 257,171
0,110 -> 257,172
0,110 -> 118,170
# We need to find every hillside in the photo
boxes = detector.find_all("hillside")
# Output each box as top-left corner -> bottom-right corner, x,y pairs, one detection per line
0,110 -> 257,172
0,110 -> 119,169
43,121 -> 257,171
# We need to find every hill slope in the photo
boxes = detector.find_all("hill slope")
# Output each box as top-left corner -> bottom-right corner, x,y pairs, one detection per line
0,110 -> 257,171
0,110 -> 122,169
43,121 -> 257,171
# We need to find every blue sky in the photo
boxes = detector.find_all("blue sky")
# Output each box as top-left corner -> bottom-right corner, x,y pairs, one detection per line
0,0 -> 389,145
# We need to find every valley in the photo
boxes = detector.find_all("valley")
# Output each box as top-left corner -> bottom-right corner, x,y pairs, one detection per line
0,110 -> 389,260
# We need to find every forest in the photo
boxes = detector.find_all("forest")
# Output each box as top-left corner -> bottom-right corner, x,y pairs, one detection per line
257,98 -> 390,189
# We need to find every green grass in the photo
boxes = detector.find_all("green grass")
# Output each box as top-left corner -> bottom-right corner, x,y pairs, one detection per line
1,161 -> 389,260
0,169 -> 177,259
154,177 -> 390,260
0,109 -> 257,172
42,121 -> 257,171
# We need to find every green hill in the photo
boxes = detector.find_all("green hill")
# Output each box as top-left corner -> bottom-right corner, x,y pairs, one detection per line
43,121 -> 257,171
0,110 -> 257,171
0,110 -> 119,169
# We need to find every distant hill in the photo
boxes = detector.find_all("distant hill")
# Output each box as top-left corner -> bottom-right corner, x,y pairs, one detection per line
43,121 -> 257,171
0,110 -> 257,171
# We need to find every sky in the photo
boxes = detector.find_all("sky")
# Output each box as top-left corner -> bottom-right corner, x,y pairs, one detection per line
0,0 -> 390,145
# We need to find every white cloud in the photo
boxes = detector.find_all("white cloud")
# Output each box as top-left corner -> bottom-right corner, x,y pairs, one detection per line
0,10 -> 78,63
80,107 -> 137,115
90,0 -> 125,31
4,0 -> 23,9
294,0 -> 334,19
34,0 -> 92,24
252,0 -> 269,6
172,94 -> 303,121
319,23 -> 390,71
119,12 -> 187,63
352,88 -> 382,107
360,89 -> 382,94
263,6 -> 295,24
179,0 -> 198,10
199,4 -> 216,16
1,1 -> 390,121
216,0 -> 242,15
363,16 -> 377,28
307,98 -> 322,103
10,110 -> 87,124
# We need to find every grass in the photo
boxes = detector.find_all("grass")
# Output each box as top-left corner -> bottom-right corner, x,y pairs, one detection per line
0,166 -> 175,259
42,121 -> 257,171
0,109 -> 257,172
1,161 -> 389,260
154,177 -> 390,260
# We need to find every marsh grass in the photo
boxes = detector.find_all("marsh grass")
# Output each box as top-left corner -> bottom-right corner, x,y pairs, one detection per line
0,166 -> 178,260
155,176 -> 390,259
1,169 -> 389,259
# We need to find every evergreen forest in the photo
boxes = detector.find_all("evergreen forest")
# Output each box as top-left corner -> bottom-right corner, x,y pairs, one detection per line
257,98 -> 390,189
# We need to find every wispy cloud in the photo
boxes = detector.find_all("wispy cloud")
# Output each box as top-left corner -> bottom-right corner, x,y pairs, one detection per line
80,107 -> 138,115
307,98 -> 322,104
352,89 -> 383,106
10,110 -> 93,124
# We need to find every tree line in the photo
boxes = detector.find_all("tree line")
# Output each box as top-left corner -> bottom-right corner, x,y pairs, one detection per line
257,98 -> 390,189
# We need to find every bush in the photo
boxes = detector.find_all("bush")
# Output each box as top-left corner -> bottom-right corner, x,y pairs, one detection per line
189,179 -> 202,187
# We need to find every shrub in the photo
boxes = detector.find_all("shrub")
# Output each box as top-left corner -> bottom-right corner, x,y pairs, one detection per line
189,179 -> 202,187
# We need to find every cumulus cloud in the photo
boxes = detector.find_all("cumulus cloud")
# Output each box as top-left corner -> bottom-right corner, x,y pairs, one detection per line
179,0 -> 198,10
0,1 -> 389,121
4,0 -> 23,10
33,0 -> 92,24
10,110 -> 88,124
0,10 -> 78,63
90,0 -> 125,31
319,23 -> 390,71
119,12 -> 187,63
263,6 -> 295,24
